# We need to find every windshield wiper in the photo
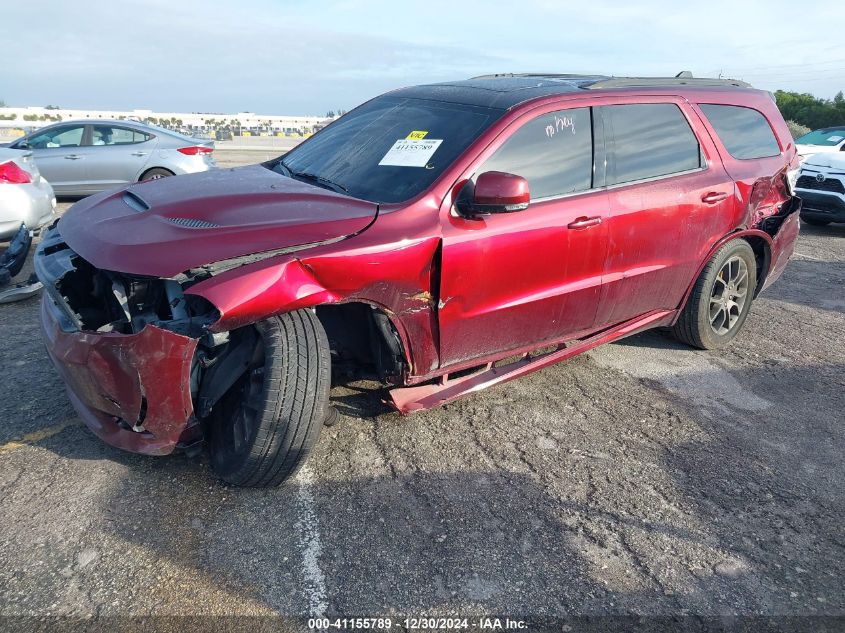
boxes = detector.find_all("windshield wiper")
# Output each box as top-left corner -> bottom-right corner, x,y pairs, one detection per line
274,159 -> 293,176
290,170 -> 349,194
272,159 -> 348,194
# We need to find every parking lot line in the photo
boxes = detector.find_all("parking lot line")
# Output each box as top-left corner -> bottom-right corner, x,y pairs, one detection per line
294,463 -> 329,617
0,418 -> 80,455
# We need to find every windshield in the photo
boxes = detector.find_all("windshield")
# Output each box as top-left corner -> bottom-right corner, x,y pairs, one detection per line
269,96 -> 504,203
796,128 -> 845,147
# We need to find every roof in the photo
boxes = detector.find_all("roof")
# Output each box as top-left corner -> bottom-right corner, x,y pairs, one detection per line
389,73 -> 753,110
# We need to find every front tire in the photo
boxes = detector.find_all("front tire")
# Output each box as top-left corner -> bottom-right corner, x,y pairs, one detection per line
209,310 -> 331,487
672,239 -> 757,350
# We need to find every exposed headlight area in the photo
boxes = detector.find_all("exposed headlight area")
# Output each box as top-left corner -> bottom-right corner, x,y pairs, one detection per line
35,224 -> 219,335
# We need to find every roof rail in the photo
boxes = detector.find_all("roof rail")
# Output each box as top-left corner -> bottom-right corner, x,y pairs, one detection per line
470,73 -> 607,81
585,76 -> 752,89
467,72 -> 752,90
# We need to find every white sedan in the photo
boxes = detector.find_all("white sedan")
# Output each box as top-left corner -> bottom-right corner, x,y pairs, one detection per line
0,147 -> 56,240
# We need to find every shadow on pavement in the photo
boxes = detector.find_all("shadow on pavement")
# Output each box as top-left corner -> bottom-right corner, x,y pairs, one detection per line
20,358 -> 841,622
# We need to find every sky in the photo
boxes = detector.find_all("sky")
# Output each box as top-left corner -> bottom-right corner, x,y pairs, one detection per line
3,0 -> 844,116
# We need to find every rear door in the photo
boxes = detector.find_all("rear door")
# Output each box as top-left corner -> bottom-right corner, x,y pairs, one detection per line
593,98 -> 738,327
82,125 -> 156,191
438,104 -> 610,367
24,124 -> 89,193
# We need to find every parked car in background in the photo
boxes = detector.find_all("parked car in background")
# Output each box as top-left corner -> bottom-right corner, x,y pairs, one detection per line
795,152 -> 845,226
795,126 -> 845,161
0,147 -> 56,240
3,120 -> 216,196
37,74 -> 801,486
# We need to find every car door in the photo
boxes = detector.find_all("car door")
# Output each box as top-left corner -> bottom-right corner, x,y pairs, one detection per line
82,125 -> 156,191
22,124 -> 89,193
438,104 -> 610,368
592,99 -> 738,327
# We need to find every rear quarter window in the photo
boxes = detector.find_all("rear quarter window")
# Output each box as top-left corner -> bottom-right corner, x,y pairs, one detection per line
601,103 -> 702,186
699,104 -> 781,160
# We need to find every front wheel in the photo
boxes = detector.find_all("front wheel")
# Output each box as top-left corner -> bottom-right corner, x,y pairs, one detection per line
671,239 -> 757,350
209,310 -> 331,487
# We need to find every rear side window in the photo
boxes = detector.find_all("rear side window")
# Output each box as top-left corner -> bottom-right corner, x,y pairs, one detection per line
699,104 -> 780,159
91,125 -> 152,146
602,104 -> 702,186
479,107 -> 593,199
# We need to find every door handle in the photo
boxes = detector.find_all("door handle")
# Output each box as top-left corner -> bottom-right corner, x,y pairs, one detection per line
64,154 -> 81,160
567,216 -> 602,230
131,151 -> 149,156
701,191 -> 729,204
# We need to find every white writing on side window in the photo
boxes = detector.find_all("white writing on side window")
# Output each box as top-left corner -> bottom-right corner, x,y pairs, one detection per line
545,115 -> 576,139
379,139 -> 443,167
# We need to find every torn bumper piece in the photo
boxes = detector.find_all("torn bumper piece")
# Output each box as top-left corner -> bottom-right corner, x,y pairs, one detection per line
40,296 -> 199,455
35,225 -> 205,456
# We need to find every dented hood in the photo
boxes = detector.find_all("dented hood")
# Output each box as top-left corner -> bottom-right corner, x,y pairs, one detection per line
59,165 -> 378,277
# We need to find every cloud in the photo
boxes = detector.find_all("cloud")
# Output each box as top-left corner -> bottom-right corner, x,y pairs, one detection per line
2,0 -> 843,113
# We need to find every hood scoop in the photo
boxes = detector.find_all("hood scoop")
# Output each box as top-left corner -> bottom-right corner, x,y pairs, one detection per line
122,191 -> 150,213
60,164 -> 379,277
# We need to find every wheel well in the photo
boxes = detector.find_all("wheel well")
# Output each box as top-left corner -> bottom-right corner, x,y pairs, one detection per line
314,303 -> 405,384
743,235 -> 770,297
138,166 -> 174,181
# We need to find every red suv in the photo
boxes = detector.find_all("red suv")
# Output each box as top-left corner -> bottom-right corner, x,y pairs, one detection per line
36,74 -> 801,486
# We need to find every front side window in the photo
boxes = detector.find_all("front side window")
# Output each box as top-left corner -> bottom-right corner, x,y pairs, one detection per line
28,125 -> 85,149
272,96 -> 503,204
700,104 -> 781,159
478,107 -> 593,200
602,103 -> 702,185
91,126 -> 152,145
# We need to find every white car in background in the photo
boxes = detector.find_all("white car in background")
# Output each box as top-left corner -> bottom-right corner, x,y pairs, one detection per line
795,152 -> 845,226
0,147 -> 56,239
795,126 -> 845,161
3,120 -> 216,196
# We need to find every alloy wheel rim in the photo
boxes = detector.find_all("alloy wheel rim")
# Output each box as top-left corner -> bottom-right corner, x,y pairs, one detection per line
709,256 -> 749,336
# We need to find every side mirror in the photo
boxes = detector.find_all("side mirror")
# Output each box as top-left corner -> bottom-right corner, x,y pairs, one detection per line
456,171 -> 530,217
12,140 -> 28,150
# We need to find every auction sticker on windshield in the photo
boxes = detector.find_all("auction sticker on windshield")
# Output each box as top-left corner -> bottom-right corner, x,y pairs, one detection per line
379,138 -> 443,167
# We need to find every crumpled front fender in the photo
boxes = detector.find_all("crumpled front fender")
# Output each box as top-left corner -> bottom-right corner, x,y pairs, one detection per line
186,256 -> 337,332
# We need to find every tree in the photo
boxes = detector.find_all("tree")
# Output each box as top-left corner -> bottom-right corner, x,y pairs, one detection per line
326,110 -> 335,118
44,104 -> 60,110
775,90 -> 845,130
0,99 -> 6,107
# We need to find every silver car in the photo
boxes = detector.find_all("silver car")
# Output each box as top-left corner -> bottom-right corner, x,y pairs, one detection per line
0,148 -> 56,240
5,120 -> 216,196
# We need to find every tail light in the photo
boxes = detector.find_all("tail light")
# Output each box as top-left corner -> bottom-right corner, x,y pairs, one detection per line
0,160 -> 32,184
177,146 -> 214,155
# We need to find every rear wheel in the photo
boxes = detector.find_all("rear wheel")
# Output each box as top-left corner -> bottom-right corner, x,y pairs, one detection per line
672,239 -> 757,350
140,167 -> 174,182
209,310 -> 331,487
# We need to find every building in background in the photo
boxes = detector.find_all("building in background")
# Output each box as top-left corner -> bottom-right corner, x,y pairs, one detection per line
0,106 -> 333,138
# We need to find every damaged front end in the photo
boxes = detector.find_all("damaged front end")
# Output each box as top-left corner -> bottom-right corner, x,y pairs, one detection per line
36,225 -> 224,455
